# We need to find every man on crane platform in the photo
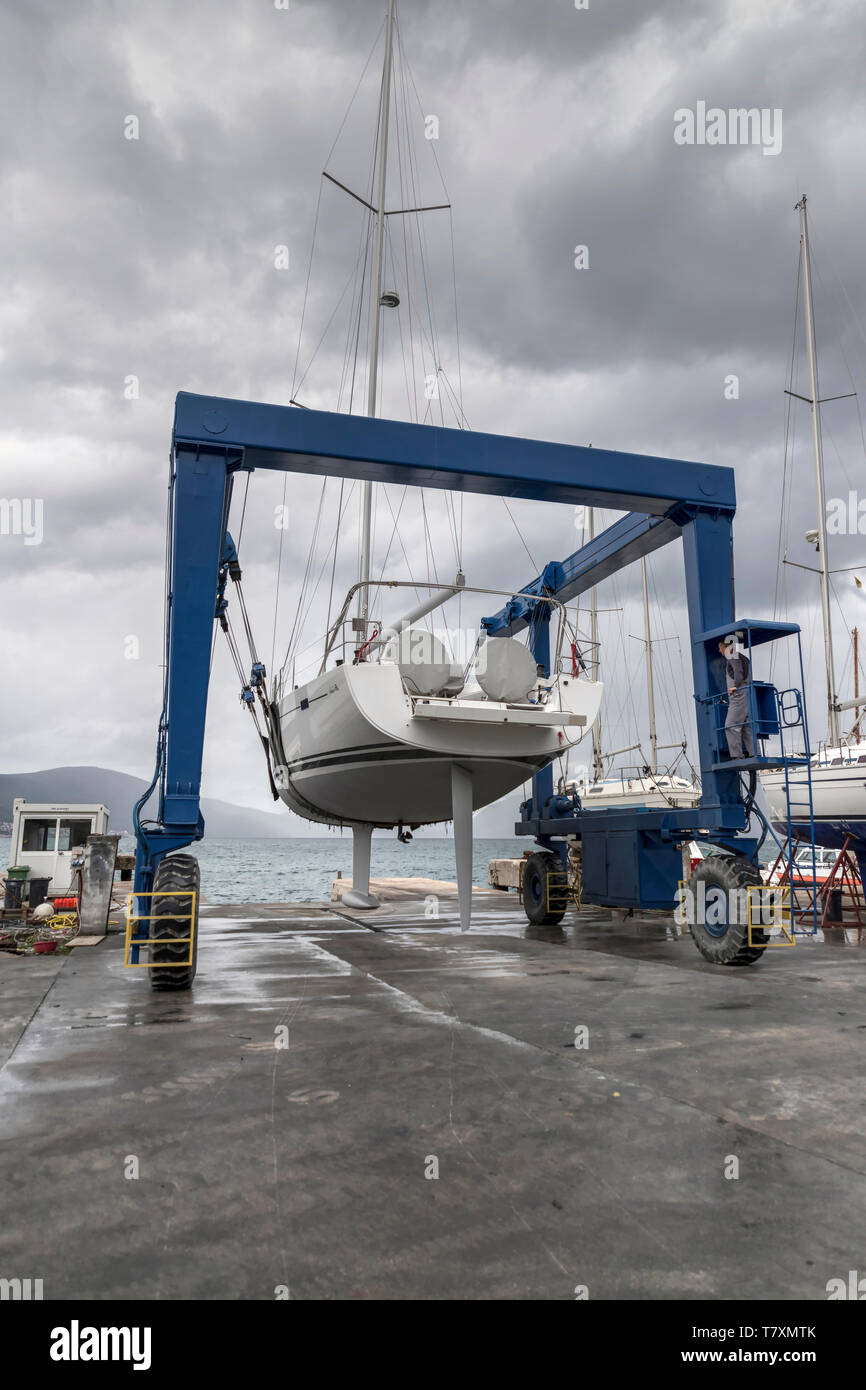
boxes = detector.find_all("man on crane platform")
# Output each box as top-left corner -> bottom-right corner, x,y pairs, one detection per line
719,637 -> 754,759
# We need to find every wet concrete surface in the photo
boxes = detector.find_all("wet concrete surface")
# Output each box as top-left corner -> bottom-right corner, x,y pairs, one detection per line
0,891 -> 864,1300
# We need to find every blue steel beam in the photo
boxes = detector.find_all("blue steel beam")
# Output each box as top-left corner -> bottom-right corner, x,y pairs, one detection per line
173,392 -> 736,517
681,509 -> 741,813
160,451 -> 234,828
482,513 -> 683,636
133,448 -> 233,904
527,602 -> 554,816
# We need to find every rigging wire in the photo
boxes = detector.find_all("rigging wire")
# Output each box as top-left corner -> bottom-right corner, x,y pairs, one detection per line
277,9 -> 467,699
280,43 -> 377,682
291,25 -> 383,400
646,556 -> 693,763
811,246 -> 866,474
290,177 -> 325,404
501,498 -> 538,571
236,472 -> 251,549
811,231 -> 866,390
323,18 -> 388,168
380,486 -> 426,605
296,252 -> 373,406
325,478 -> 346,641
280,478 -> 329,675
284,484 -> 362,680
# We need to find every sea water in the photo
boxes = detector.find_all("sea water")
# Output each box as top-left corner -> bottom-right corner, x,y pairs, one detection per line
1,834 -> 525,905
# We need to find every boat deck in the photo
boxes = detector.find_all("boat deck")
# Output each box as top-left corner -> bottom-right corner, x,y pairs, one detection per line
1,887 -> 865,1300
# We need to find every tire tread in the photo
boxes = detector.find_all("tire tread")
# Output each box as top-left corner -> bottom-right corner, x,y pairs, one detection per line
686,855 -> 767,967
149,853 -> 199,992
523,852 -> 568,926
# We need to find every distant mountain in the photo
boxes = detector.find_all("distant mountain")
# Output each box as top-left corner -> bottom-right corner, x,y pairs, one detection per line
0,767 -> 292,838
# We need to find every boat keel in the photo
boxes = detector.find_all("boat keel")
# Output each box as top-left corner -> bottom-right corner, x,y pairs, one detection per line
342,824 -> 381,910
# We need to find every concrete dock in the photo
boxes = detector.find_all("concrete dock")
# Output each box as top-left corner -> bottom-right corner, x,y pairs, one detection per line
1,886 -> 865,1301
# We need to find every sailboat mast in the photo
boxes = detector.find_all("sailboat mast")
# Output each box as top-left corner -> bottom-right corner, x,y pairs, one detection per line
854,627 -> 861,742
798,194 -> 840,746
641,557 -> 658,774
589,507 -> 603,781
357,0 -> 397,627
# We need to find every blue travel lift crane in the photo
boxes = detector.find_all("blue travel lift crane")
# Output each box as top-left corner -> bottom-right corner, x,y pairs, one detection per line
129,390 -> 814,988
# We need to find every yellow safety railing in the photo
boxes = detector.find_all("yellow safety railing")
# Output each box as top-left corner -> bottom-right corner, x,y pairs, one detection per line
675,879 -> 794,945
747,883 -> 794,946
124,891 -> 196,969
548,870 -> 573,912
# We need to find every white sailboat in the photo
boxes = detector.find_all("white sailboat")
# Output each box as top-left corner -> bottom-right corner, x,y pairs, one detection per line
760,196 -> 866,874
271,0 -> 603,924
560,510 -> 701,812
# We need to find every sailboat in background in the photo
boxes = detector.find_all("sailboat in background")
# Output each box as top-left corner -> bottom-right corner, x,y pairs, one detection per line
269,0 -> 603,925
560,508 -> 701,811
760,195 -> 866,880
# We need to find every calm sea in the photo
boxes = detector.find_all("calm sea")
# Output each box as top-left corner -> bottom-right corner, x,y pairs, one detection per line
1,834 -> 524,905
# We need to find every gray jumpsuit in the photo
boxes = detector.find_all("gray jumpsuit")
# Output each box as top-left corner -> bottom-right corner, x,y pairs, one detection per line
724,652 -> 754,759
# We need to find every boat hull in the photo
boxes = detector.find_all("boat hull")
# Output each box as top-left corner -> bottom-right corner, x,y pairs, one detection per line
569,775 -> 701,812
276,662 -> 602,827
760,759 -> 866,856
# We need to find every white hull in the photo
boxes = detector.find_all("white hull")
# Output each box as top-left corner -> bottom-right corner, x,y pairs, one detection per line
275,662 -> 602,828
760,747 -> 866,848
761,754 -> 866,824
565,774 -> 702,812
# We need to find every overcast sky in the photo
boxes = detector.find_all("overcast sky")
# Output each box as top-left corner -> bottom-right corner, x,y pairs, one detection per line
2,0 -> 865,821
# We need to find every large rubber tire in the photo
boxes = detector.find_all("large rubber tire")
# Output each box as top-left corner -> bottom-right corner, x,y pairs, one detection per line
685,855 -> 767,966
523,852 -> 568,926
149,854 -> 199,991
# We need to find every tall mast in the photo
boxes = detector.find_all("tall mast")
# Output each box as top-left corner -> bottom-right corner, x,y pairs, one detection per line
357,0 -> 397,627
853,627 -> 861,742
798,194 -> 839,745
589,507 -> 603,781
641,557 -> 658,774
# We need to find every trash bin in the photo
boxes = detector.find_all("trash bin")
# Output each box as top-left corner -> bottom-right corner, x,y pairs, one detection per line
27,877 -> 51,910
4,865 -> 30,911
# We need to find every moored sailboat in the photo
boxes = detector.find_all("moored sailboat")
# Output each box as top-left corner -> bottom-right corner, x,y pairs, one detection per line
760,196 -> 866,880
559,509 -> 701,812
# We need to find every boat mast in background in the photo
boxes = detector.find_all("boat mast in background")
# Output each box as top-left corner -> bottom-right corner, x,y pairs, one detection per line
586,513 -> 672,785
853,628 -> 861,742
588,506 -> 604,781
798,193 -> 840,746
760,196 -> 866,880
641,556 -> 658,774
357,0 -> 397,631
